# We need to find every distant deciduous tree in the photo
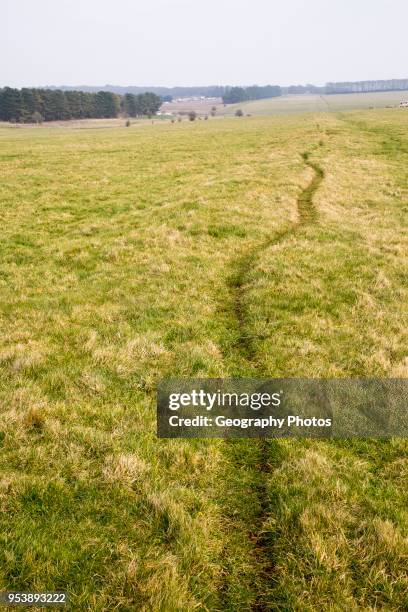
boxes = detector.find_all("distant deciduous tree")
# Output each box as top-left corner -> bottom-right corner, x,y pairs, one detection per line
137,92 -> 162,117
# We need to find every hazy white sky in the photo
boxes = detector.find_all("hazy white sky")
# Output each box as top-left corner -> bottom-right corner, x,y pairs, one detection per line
2,0 -> 407,88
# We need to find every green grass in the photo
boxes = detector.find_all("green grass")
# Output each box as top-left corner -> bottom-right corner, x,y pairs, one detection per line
0,110 -> 407,610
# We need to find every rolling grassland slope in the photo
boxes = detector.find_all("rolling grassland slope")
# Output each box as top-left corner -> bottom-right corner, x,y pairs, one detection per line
0,110 -> 407,609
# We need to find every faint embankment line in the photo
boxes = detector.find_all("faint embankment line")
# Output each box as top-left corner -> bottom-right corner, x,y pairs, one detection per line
319,94 -> 331,113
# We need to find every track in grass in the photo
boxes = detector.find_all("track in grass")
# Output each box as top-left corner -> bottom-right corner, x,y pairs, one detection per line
228,149 -> 323,372
225,148 -> 324,609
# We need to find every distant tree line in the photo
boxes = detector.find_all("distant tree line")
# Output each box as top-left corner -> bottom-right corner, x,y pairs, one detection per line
281,84 -> 325,95
0,87 -> 162,123
325,79 -> 408,94
222,85 -> 281,104
48,80 -> 408,99
281,79 -> 408,96
49,84 -> 227,98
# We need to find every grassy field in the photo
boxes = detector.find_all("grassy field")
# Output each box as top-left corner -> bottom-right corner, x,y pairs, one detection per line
223,90 -> 408,116
0,109 -> 407,610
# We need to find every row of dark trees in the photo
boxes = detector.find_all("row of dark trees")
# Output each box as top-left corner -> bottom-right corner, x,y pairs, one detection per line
0,87 -> 162,123
222,85 -> 281,104
121,92 -> 162,117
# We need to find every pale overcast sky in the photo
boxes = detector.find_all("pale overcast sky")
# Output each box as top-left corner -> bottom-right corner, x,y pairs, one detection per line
2,0 -> 407,88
